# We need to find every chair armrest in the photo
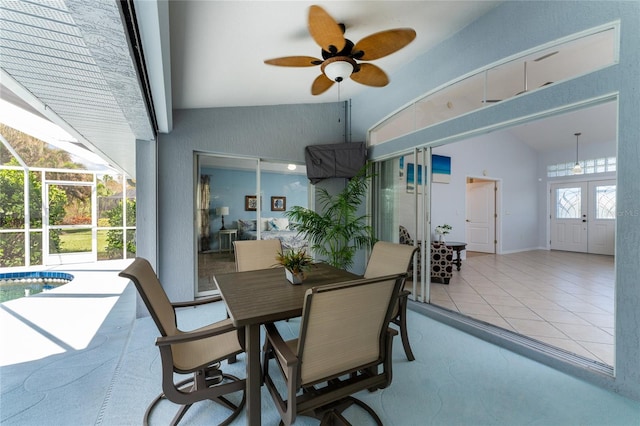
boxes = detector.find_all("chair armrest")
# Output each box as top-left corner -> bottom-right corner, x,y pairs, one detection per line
156,321 -> 237,347
171,294 -> 222,309
398,289 -> 410,298
387,327 -> 399,337
264,323 -> 297,366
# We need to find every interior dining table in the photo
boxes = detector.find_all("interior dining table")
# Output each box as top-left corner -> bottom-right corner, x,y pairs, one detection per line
214,262 -> 359,426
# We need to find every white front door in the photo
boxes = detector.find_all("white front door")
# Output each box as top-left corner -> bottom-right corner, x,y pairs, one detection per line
550,180 -> 615,255
550,182 -> 587,252
465,180 -> 496,253
587,180 -> 616,255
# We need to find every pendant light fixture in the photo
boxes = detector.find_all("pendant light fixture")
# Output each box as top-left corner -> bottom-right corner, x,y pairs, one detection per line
572,132 -> 583,175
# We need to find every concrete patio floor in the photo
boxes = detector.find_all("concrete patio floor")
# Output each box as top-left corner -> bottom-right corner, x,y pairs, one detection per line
1,259 -> 640,425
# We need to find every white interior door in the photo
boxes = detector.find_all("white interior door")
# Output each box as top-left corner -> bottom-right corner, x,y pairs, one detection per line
587,180 -> 616,255
465,180 -> 496,253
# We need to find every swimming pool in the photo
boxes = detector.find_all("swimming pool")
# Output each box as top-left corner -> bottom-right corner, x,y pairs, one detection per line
0,271 -> 74,303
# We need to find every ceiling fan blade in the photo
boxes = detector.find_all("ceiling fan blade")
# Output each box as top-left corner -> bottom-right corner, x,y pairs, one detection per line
311,74 -> 335,95
353,28 -> 416,60
308,5 -> 346,53
264,56 -> 323,67
351,63 -> 389,87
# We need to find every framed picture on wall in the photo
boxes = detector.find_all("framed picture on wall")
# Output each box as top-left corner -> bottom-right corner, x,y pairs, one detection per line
245,195 -> 258,211
271,196 -> 286,211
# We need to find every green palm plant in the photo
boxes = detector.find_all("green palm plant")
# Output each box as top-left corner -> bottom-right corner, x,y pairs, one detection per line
285,165 -> 376,270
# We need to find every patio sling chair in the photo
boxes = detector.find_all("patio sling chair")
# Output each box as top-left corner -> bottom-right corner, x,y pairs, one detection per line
364,241 -> 419,361
119,258 -> 246,426
262,273 -> 406,425
233,239 -> 283,271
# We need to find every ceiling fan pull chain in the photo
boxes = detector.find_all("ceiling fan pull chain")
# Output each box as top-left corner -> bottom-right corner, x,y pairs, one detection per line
337,83 -> 341,122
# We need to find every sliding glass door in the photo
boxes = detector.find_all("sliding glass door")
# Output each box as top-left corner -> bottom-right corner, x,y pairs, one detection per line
372,148 -> 431,302
194,154 -> 308,297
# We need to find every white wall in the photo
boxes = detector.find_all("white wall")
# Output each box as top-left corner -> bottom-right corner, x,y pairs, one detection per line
398,131 -> 539,253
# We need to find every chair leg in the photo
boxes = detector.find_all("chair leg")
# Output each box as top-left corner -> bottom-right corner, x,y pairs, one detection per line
316,396 -> 383,426
144,377 -> 195,426
396,294 -> 415,361
145,373 -> 245,426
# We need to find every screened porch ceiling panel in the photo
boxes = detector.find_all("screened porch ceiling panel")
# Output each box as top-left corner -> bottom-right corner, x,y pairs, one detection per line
0,0 -> 154,176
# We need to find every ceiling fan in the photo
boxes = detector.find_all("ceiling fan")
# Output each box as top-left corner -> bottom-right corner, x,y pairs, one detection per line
264,5 -> 416,95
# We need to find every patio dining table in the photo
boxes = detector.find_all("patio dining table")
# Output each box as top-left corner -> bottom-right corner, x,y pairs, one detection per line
213,263 -> 358,426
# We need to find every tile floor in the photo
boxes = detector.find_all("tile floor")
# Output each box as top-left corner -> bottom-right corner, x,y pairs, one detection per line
428,250 -> 615,365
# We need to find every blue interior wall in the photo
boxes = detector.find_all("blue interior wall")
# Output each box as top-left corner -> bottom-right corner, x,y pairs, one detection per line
201,167 -> 308,250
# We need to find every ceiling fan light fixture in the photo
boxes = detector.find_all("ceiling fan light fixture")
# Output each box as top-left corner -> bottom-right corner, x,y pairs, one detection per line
321,56 -> 355,82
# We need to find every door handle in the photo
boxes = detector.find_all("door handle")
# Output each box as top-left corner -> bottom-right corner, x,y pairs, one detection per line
582,219 -> 587,222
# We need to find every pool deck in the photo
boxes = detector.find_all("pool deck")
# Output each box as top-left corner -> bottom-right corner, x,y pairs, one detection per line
0,259 -> 136,424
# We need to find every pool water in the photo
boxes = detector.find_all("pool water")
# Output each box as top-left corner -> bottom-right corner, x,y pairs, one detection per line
0,272 -> 74,303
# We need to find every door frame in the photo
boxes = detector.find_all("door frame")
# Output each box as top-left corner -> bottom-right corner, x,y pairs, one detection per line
44,180 -> 97,265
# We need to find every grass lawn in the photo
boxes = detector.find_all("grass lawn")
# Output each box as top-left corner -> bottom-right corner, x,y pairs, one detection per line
56,229 -> 109,256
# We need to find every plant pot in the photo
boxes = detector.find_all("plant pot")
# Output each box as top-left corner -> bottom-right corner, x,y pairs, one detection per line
285,269 -> 304,284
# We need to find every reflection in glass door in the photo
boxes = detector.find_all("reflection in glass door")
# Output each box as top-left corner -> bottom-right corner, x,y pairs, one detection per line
195,155 -> 309,297
196,155 -> 258,296
373,148 -> 430,302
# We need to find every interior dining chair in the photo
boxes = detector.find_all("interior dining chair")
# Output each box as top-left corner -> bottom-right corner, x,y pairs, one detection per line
233,239 -> 283,271
364,241 -> 418,361
262,273 -> 406,426
119,258 -> 246,426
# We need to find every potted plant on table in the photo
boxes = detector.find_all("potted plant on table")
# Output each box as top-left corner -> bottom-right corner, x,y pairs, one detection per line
276,248 -> 314,284
435,224 -> 452,243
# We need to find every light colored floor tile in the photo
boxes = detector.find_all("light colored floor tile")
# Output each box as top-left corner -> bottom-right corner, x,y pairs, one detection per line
472,287 -> 513,297
578,341 -> 614,366
555,300 -> 609,315
454,302 -> 499,317
531,308 -> 591,325
506,318 -> 567,339
449,292 -> 486,305
492,305 -> 542,320
520,297 -> 565,311
551,323 -> 614,344
534,336 -> 597,359
575,311 -> 615,328
479,294 -> 522,306
434,299 -> 458,311
472,315 -> 516,331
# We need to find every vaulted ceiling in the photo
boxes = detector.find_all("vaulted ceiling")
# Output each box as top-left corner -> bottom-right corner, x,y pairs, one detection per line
0,1 -> 616,176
